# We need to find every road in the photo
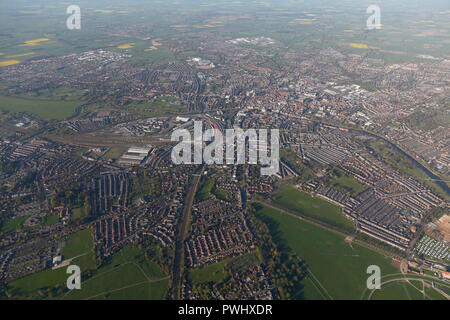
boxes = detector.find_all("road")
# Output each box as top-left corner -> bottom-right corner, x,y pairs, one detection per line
170,168 -> 203,300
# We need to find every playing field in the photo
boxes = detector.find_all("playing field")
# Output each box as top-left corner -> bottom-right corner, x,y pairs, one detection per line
256,205 -> 402,300
61,228 -> 95,260
272,186 -> 354,231
7,228 -> 96,297
60,245 -> 168,300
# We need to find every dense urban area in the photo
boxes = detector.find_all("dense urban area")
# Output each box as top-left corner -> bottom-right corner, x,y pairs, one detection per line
0,0 -> 448,300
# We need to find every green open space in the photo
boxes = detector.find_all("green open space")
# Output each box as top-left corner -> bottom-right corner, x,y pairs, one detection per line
188,251 -> 263,286
369,279 -> 448,300
102,146 -> 128,160
189,257 -> 232,285
72,207 -> 88,222
6,228 -> 96,298
13,87 -> 87,102
61,228 -> 95,261
196,177 -> 216,201
328,169 -> 367,196
124,96 -> 185,117
42,214 -> 59,226
88,279 -> 170,300
370,281 -> 422,300
272,186 -> 354,231
60,245 -> 168,300
0,93 -> 84,120
0,216 -> 28,234
255,204 -> 401,300
331,175 -> 367,195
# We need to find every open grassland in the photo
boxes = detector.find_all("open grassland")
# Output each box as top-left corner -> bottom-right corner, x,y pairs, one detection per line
88,279 -> 169,300
372,281 -> 424,300
72,207 -> 88,222
370,280 -> 448,300
0,93 -> 84,120
42,214 -> 59,226
188,252 -> 263,285
61,228 -> 95,266
196,177 -> 216,201
15,87 -> 87,101
123,96 -> 184,117
255,205 -> 401,300
7,228 -> 96,298
60,245 -> 168,300
272,186 -> 354,231
0,216 -> 28,234
102,146 -> 128,160
189,257 -> 232,284
8,261 -> 79,298
329,169 -> 367,196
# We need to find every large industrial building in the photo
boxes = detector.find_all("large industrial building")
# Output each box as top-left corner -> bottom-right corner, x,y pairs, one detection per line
117,146 -> 153,165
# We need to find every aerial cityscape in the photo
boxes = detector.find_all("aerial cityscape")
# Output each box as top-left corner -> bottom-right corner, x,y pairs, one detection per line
0,0 -> 449,304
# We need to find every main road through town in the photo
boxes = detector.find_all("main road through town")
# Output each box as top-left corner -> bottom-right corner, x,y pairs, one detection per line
170,166 -> 204,300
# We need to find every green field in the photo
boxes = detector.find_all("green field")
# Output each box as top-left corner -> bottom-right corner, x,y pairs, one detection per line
188,252 -> 263,289
329,171 -> 367,196
8,262 -> 78,298
272,186 -> 354,231
196,177 -> 216,201
0,93 -> 84,120
256,204 -> 402,300
124,96 -> 185,117
102,146 -> 127,160
370,280 -> 448,300
189,257 -> 232,285
72,207 -> 88,222
371,281 -> 423,300
60,245 -> 168,300
127,45 -> 176,67
0,216 -> 28,234
42,214 -> 59,226
7,228 -> 96,298
88,279 -> 170,300
331,175 -> 367,195
61,228 -> 95,265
